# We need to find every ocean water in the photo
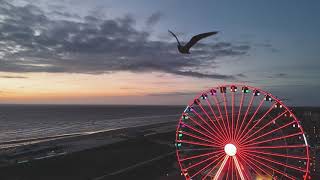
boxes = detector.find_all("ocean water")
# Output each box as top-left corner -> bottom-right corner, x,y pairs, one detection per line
0,105 -> 183,143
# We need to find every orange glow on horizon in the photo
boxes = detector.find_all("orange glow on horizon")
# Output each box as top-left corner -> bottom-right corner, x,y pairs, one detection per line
0,72 -> 219,104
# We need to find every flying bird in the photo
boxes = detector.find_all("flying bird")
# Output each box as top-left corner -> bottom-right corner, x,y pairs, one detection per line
168,30 -> 218,54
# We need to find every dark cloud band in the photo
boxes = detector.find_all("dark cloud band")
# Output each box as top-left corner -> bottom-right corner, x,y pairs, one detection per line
0,1 -> 250,79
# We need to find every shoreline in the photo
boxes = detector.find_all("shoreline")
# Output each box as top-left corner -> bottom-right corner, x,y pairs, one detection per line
0,120 -> 177,167
0,114 -> 180,148
0,125 -> 181,180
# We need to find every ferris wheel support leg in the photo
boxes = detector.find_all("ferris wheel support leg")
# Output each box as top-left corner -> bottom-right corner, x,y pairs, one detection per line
233,156 -> 245,180
213,155 -> 229,180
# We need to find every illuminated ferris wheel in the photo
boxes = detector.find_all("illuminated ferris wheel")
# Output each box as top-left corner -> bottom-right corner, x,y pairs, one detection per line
175,84 -> 310,180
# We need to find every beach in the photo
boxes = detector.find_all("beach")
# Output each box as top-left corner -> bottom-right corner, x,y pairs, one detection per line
0,120 -> 183,180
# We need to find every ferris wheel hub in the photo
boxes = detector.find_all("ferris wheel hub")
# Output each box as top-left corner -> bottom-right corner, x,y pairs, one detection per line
224,143 -> 237,156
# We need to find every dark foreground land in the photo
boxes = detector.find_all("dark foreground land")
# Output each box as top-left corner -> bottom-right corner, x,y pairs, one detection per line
0,131 -> 184,180
0,107 -> 319,179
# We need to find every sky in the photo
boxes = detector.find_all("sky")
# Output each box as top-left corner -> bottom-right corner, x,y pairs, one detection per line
0,0 -> 319,105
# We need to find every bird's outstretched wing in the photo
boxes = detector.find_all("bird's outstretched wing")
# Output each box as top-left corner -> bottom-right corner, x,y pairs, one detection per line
185,31 -> 218,50
168,30 -> 181,46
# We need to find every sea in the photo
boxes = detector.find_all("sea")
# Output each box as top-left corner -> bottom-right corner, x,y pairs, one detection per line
0,105 -> 184,144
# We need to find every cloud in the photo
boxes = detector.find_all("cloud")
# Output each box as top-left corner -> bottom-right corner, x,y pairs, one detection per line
167,70 -> 234,79
50,10 -> 81,19
255,42 -> 279,53
0,75 -> 28,79
236,73 -> 246,78
145,12 -> 162,26
267,73 -> 288,78
147,91 -> 198,96
0,1 -> 250,80
277,73 -> 288,77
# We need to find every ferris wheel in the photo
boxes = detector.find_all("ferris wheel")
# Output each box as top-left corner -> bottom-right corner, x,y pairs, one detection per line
175,84 -> 310,180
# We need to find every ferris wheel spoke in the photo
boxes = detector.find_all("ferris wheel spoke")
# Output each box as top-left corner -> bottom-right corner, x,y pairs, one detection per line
212,155 -> 229,180
234,91 -> 245,141
231,89 -> 235,140
237,153 -> 264,179
236,97 -> 264,142
211,95 -> 231,140
242,149 -> 308,160
184,151 -> 225,171
221,92 -> 231,141
176,139 -> 222,148
198,102 -> 227,142
232,156 -> 235,180
177,147 -> 218,153
205,98 -> 229,141
180,122 -> 224,145
238,152 -> 273,177
190,154 -> 225,178
200,155 -> 226,180
242,151 -> 307,173
226,156 -> 231,180
243,120 -> 295,145
243,131 -> 303,147
183,117 -> 225,145
245,144 -> 306,149
240,110 -> 288,144
241,152 -> 297,180
186,115 -> 219,140
238,102 -> 276,143
179,131 -> 223,146
179,150 -> 224,162
191,108 -> 222,139
235,91 -> 255,142
233,156 -> 245,180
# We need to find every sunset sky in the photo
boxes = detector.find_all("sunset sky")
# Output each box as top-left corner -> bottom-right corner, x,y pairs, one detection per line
0,0 -> 320,105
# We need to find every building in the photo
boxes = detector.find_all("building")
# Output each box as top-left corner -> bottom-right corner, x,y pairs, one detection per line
297,108 -> 320,179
